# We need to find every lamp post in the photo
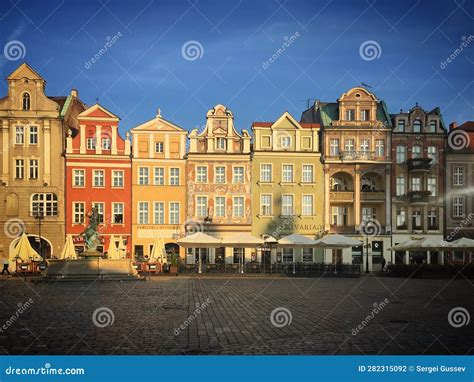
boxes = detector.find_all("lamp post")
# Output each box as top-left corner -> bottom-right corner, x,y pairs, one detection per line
364,236 -> 371,273
203,216 -> 213,274
34,204 -> 44,263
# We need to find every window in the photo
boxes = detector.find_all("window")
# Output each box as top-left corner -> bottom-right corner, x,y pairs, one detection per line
22,93 -> 30,110
138,167 -> 149,185
302,195 -> 313,216
154,202 -> 164,224
397,120 -> 405,132
15,126 -> 24,144
260,164 -> 272,182
453,196 -> 465,217
260,194 -> 272,216
282,248 -> 294,263
102,138 -> 111,150
112,170 -> 124,188
302,248 -> 313,262
412,146 -> 422,159
233,167 -> 244,183
216,137 -> 226,150
233,197 -> 244,218
169,202 -> 179,224
154,167 -> 164,185
330,139 -> 340,156
92,202 -> 104,223
412,210 -> 422,229
86,138 -> 96,150
112,203 -> 124,224
396,209 -> 406,228
170,168 -> 180,186
155,142 -> 164,153
281,195 -> 294,216
375,140 -> 385,156
344,139 -> 354,152
411,177 -> 421,191
93,170 -> 104,187
196,196 -> 208,217
73,202 -> 85,224
302,165 -> 313,183
360,110 -> 369,121
396,146 -> 406,163
427,177 -> 437,196
360,139 -> 370,153
282,165 -> 293,183
428,209 -> 438,229
453,167 -> 464,186
29,159 -> 38,179
396,177 -> 406,196
413,119 -> 422,133
429,120 -> 437,133
196,166 -> 207,183
427,146 -> 437,164
280,135 -> 291,149
138,202 -> 149,224
215,166 -> 226,183
215,197 -> 226,217
29,126 -> 38,145
73,169 -> 85,187
331,176 -> 347,191
15,159 -> 24,179
345,109 -> 355,121
32,193 -> 58,216
332,206 -> 347,226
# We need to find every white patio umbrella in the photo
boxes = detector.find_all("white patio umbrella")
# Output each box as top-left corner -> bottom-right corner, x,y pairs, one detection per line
221,233 -> 264,248
150,237 -> 167,263
449,237 -> 474,250
314,234 -> 362,249
388,238 -> 425,251
59,234 -> 77,260
10,233 -> 40,262
278,234 -> 318,247
177,232 -> 222,248
117,236 -> 127,258
107,235 -> 120,259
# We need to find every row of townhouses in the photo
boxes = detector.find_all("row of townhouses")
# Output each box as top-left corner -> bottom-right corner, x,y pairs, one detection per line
1,64 -> 473,270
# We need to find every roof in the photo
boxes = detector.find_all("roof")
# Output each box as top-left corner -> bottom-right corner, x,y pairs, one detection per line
458,121 -> 474,132
251,121 -> 320,128
48,96 -> 67,111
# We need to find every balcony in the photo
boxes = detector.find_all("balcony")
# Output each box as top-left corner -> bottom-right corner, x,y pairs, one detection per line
330,191 -> 354,202
341,150 -> 375,161
407,190 -> 431,204
361,191 -> 385,202
407,158 -> 432,172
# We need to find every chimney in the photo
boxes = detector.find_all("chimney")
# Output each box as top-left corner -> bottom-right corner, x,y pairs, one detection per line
70,89 -> 78,98
449,122 -> 457,131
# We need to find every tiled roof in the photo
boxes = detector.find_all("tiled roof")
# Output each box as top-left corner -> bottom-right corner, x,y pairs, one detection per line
251,121 -> 320,128
458,121 -> 474,131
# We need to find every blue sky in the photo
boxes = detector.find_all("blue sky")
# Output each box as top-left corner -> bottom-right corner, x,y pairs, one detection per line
0,0 -> 472,135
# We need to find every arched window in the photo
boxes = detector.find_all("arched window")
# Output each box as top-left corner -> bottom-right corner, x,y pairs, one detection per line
331,177 -> 347,191
361,176 -> 376,192
22,93 -> 30,110
31,193 -> 58,216
413,119 -> 421,133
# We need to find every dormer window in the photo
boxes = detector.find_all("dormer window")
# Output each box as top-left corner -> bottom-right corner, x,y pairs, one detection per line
397,120 -> 405,132
345,109 -> 355,121
155,142 -> 164,153
102,138 -> 111,150
360,110 -> 369,121
22,93 -> 30,110
413,119 -> 422,133
280,135 -> 291,149
429,120 -> 437,133
86,138 -> 96,150
216,137 -> 226,150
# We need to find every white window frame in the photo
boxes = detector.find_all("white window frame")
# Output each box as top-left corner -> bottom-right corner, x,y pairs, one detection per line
260,194 -> 272,216
453,196 -> 465,218
155,142 -> 164,153
15,126 -> 24,145
93,169 -> 105,188
29,126 -> 38,145
73,169 -> 85,187
154,167 -> 164,186
412,145 -> 422,159
196,196 -> 208,218
375,139 -> 385,157
215,166 -> 226,183
196,166 -> 208,183
396,176 -> 405,196
302,164 -> 314,183
214,196 -> 226,218
112,170 -> 124,188
453,167 -> 464,186
73,202 -> 85,224
233,196 -> 244,218
86,138 -> 96,150
411,177 -> 421,192
281,194 -> 294,216
169,202 -> 180,225
29,158 -> 38,179
302,194 -> 313,216
282,164 -> 294,183
102,138 -> 111,150
330,139 -> 340,156
260,164 -> 272,182
138,167 -> 149,185
154,202 -> 165,224
138,202 -> 149,224
427,177 -> 437,196
92,202 -> 105,224
396,146 -> 406,164
169,167 -> 180,186
112,203 -> 124,224
232,166 -> 244,184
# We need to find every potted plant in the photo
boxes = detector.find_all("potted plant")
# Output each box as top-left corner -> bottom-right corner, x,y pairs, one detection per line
169,252 -> 178,275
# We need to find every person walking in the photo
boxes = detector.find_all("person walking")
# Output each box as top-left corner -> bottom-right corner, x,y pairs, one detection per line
381,257 -> 387,272
1,258 -> 10,276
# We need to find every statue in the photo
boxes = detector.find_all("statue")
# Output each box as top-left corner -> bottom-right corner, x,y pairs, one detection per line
80,207 -> 102,252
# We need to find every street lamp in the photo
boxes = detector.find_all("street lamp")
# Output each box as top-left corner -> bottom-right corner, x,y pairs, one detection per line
202,216 -> 213,274
364,236 -> 371,273
33,204 -> 44,262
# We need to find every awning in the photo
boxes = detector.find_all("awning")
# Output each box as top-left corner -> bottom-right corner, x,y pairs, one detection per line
278,234 -> 318,248
59,234 -> 77,260
314,234 -> 362,249
388,238 -> 425,251
221,233 -> 264,248
176,232 -> 222,248
448,237 -> 474,250
10,233 -> 41,262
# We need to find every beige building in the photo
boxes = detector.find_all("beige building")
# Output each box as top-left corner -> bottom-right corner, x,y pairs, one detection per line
186,104 -> 252,267
0,63 -> 84,262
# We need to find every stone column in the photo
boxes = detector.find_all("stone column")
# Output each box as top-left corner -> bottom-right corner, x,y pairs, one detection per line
111,125 -> 117,155
385,166 -> 391,232
79,124 -> 86,154
95,125 -> 102,155
354,166 -> 361,230
165,133 -> 170,159
43,120 -> 51,185
324,166 -> 330,231
2,120 -> 10,182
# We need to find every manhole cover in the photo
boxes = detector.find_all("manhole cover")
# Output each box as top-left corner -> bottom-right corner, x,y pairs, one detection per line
389,320 -> 409,324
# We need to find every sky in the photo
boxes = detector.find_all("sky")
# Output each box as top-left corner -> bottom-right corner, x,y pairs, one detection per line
0,0 -> 472,135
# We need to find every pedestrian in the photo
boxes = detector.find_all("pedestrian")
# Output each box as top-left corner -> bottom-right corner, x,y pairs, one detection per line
1,258 -> 10,276
381,257 -> 386,272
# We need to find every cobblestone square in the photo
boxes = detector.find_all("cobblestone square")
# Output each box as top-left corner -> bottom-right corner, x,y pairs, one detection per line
0,275 -> 472,355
